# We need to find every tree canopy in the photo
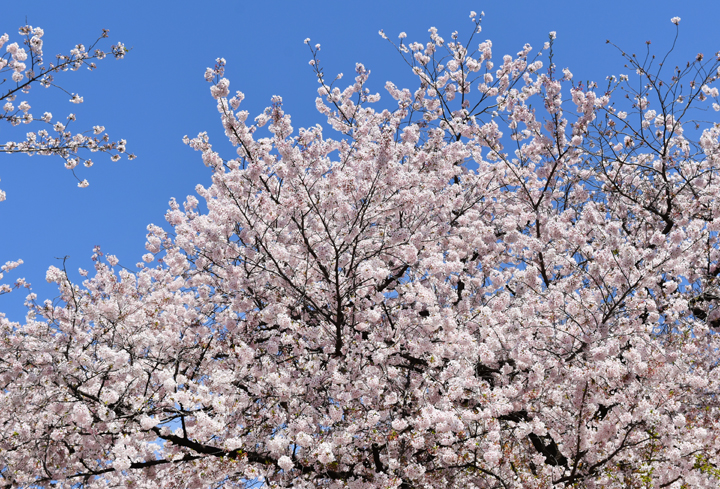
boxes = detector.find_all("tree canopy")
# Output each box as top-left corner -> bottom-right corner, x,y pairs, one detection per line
1,13 -> 720,488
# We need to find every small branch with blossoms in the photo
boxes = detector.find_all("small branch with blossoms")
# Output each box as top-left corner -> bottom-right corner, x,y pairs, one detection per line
0,24 -> 134,201
0,259 -> 28,296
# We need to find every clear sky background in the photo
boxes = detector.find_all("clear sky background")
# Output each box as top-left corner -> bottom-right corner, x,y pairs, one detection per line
1,0 -> 719,322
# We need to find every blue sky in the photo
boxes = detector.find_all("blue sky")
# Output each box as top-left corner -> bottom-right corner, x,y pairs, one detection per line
1,0 -> 719,322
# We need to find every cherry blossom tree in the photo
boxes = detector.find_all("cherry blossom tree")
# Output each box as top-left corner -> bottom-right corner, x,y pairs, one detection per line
2,13 -> 720,488
0,23 -> 132,201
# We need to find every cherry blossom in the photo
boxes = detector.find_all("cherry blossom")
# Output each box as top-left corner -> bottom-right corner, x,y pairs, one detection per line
1,14 -> 720,489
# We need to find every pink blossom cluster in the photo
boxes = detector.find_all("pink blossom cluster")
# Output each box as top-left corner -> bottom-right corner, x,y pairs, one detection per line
1,14 -> 720,488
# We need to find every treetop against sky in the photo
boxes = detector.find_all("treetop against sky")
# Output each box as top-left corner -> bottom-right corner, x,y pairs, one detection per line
1,0 -> 719,321
1,1 -> 720,487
